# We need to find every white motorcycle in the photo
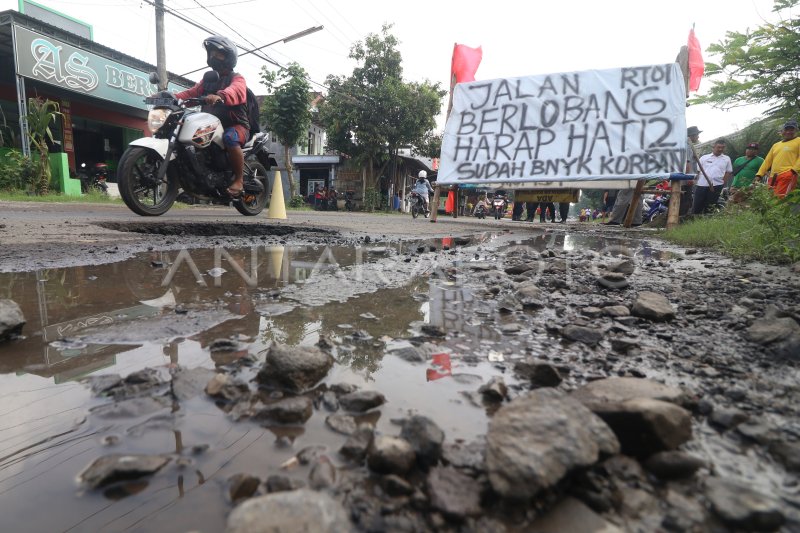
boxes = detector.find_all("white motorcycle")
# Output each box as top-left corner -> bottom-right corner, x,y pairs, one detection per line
117,71 -> 276,216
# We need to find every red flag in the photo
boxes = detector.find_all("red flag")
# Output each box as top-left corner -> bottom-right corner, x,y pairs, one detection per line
687,29 -> 704,92
451,43 -> 482,84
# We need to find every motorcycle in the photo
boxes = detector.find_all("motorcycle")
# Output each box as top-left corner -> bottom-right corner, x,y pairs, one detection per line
644,195 -> 669,223
76,162 -> 109,194
409,191 -> 429,219
474,204 -> 487,219
117,71 -> 276,217
490,195 -> 508,220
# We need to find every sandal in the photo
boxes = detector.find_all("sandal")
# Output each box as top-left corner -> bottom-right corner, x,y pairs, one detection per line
227,186 -> 243,198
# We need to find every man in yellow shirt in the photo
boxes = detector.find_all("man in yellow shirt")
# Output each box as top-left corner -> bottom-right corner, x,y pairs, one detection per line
756,119 -> 800,198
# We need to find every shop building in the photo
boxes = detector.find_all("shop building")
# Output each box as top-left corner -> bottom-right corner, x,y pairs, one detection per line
0,6 -> 193,187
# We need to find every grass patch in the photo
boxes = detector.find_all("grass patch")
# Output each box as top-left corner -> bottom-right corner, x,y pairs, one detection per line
663,208 -> 797,264
0,189 -> 122,204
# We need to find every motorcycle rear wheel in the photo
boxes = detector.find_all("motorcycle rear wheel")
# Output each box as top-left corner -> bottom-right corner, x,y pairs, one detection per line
118,146 -> 177,216
234,161 -> 269,216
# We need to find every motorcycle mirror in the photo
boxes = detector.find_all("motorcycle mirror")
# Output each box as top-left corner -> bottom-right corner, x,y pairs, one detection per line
202,70 -> 220,84
148,72 -> 160,85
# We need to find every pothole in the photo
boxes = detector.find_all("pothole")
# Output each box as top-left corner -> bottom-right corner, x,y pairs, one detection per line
95,221 -> 334,237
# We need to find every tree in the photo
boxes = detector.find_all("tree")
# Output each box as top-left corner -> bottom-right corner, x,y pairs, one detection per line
26,97 -> 61,195
318,24 -> 446,190
260,62 -> 312,199
690,0 -> 799,117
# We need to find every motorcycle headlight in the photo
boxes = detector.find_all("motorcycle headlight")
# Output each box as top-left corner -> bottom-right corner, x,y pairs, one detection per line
148,108 -> 172,133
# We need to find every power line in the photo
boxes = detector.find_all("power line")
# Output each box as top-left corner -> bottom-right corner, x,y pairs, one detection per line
136,0 -> 281,67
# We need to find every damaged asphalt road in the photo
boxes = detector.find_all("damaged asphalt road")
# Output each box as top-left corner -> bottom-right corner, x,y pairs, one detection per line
1,200 -> 799,532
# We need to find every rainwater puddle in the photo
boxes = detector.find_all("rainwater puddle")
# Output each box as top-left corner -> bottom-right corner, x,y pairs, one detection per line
0,242 -> 507,532
503,230 -> 679,261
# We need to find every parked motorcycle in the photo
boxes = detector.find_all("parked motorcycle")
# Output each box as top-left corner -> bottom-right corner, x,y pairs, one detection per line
117,72 -> 276,216
76,162 -> 109,194
409,191 -> 429,219
644,195 -> 669,223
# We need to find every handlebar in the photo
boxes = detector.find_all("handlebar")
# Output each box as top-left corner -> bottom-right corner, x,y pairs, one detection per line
144,94 -> 204,107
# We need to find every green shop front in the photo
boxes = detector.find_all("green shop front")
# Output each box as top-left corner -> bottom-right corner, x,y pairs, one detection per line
0,10 -> 191,193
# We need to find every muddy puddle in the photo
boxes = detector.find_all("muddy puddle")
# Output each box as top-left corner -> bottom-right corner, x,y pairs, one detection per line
0,240 -> 512,531
2,229 -> 790,531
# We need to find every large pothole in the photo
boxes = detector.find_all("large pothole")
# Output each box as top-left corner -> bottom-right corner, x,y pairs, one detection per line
95,221 -> 334,237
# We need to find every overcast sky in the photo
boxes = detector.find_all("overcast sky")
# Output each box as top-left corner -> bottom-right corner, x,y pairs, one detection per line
3,0 -> 789,140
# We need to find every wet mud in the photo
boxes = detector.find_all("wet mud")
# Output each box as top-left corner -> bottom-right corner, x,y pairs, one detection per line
0,226 -> 799,532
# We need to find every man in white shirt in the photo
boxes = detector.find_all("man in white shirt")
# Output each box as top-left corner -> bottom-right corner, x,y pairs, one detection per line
691,139 -> 733,215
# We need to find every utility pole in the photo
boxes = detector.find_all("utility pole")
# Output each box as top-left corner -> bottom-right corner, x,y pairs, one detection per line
155,0 -> 167,90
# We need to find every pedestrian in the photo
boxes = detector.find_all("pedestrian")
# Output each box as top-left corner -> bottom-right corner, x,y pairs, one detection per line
512,200 -> 524,221
756,119 -> 800,198
525,201 -> 537,222
601,190 -> 617,221
605,186 -> 643,226
558,202 -> 569,223
682,126 -> 702,216
730,142 -> 764,191
538,202 -> 556,223
691,138 -> 732,215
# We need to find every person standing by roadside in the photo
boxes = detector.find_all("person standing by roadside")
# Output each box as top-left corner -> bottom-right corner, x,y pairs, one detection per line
538,202 -> 556,223
682,126 -> 702,216
730,142 -> 764,191
691,139 -> 732,214
756,119 -> 800,198
558,202 -> 569,223
601,190 -> 617,221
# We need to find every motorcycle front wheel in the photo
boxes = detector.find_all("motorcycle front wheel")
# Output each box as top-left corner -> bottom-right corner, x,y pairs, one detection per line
411,204 -> 419,219
118,146 -> 177,216
235,161 -> 269,216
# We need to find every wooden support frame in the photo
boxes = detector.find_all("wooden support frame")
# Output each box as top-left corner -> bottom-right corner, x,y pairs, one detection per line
623,180 -> 645,228
666,179 -> 682,229
430,186 -> 441,222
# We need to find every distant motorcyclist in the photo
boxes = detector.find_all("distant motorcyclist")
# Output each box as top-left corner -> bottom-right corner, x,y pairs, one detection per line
473,194 -> 491,216
412,170 -> 434,212
174,35 -> 248,198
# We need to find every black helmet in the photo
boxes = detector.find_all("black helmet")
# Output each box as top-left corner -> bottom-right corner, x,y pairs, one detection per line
204,35 -> 238,72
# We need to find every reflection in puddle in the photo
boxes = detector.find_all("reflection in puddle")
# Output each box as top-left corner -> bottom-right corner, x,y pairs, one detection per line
0,240 -> 509,531
504,229 -> 677,261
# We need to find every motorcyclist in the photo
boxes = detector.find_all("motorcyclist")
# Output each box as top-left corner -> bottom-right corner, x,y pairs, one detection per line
412,170 -> 434,212
473,194 -> 490,216
174,35 -> 248,198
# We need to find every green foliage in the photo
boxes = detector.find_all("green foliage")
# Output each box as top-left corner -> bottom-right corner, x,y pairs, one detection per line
26,97 -> 62,195
0,149 -> 36,191
318,24 -> 446,187
260,62 -> 313,198
664,184 -> 800,263
696,117 -> 782,157
288,195 -> 305,208
413,131 -> 443,159
0,106 -> 19,149
363,187 -> 381,212
690,0 -> 799,116
748,184 -> 800,261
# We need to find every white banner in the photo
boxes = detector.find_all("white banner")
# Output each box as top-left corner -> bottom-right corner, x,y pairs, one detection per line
438,63 -> 686,185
